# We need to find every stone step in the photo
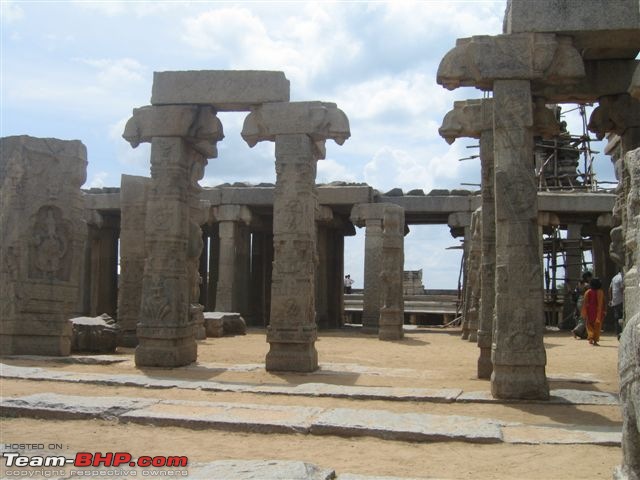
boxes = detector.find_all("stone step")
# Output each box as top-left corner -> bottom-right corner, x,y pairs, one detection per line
0,363 -> 619,406
0,393 -> 621,446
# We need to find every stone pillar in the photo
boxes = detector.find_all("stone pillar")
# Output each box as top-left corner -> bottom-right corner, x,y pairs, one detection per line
559,223 -> 582,329
492,79 -> 549,399
89,214 -> 120,318
123,104 -> 223,367
241,101 -> 350,372
117,175 -> 150,346
351,203 -> 405,339
249,230 -> 272,327
212,204 -> 252,315
465,209 -> 482,343
207,227 -> 220,311
0,136 -> 87,356
447,211 -> 472,339
478,130 -> 495,379
327,226 -> 347,329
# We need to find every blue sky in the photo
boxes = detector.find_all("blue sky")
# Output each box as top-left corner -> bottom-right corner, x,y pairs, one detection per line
1,1 -> 613,289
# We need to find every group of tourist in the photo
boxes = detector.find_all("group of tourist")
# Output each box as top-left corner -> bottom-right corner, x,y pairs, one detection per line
571,270 -> 624,345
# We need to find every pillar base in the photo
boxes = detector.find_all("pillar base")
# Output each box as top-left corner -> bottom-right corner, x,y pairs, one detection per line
266,342 -> 318,372
378,307 -> 404,341
135,339 -> 197,367
0,335 -> 71,356
491,365 -> 549,400
468,330 -> 478,342
477,347 -> 492,379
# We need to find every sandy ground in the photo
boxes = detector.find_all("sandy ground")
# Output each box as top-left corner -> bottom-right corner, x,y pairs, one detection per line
0,326 -> 624,479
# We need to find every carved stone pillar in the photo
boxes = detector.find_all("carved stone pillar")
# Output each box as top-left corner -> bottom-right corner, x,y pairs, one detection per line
465,209 -> 482,343
351,203 -> 405,339
242,101 -> 350,372
0,136 -> 87,356
249,230 -> 273,327
212,204 -> 252,315
89,214 -> 119,318
123,104 -> 223,367
492,79 -> 549,399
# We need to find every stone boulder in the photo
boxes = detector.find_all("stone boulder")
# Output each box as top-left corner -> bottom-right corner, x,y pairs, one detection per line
203,312 -> 247,338
70,314 -> 120,353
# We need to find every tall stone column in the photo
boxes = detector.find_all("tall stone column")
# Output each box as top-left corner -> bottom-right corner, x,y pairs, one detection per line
117,175 -> 151,346
492,79 -> 549,399
478,130 -> 496,378
242,101 -> 350,372
0,136 -> 87,356
351,203 -> 405,339
465,209 -> 482,343
89,215 -> 119,318
559,223 -> 582,329
212,204 -> 252,315
249,230 -> 273,327
123,105 -> 223,367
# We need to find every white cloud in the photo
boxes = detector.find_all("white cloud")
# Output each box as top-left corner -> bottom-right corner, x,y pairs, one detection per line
86,171 -> 109,188
1,0 -> 24,23
78,58 -> 146,86
317,159 -> 357,184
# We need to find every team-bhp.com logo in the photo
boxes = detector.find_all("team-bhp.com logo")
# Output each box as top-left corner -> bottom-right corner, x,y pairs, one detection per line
3,452 -> 189,476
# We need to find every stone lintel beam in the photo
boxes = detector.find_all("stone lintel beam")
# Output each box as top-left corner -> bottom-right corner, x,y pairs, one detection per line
447,211 -> 472,230
439,98 -> 559,145
588,94 -> 640,140
537,212 -> 560,227
212,204 -> 252,225
437,33 -> 584,91
532,59 -> 638,104
151,70 -> 290,111
123,105 -> 224,158
241,102 -> 350,159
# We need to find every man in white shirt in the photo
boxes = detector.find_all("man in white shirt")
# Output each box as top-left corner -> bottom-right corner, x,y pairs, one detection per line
609,271 -> 624,339
344,274 -> 354,294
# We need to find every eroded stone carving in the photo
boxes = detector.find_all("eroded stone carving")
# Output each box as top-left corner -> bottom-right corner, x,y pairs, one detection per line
0,136 -> 87,356
437,33 -> 584,91
241,101 -> 349,372
588,94 -> 640,140
123,105 -> 223,367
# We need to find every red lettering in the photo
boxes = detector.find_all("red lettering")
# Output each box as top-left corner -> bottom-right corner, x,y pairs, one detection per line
138,456 -> 151,467
74,452 -> 93,467
112,452 -> 132,467
92,452 -> 113,467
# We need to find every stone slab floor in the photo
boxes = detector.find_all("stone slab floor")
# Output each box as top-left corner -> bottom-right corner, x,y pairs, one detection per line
0,327 -> 623,479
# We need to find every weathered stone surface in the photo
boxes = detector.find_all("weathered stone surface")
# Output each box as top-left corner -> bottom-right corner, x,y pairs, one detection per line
461,208 -> 482,343
588,94 -> 640,140
0,393 -> 156,420
242,102 -> 350,158
457,389 -> 618,405
631,62 -> 640,100
203,312 -> 246,337
437,33 -> 584,91
311,408 -> 503,444
123,105 -> 223,158
351,203 -> 405,338
491,80 -> 549,400
151,70 -> 290,110
70,314 -> 120,353
117,175 -> 151,347
502,424 -> 621,446
504,0 -> 640,60
617,148 -> 640,480
187,460 -> 334,480
0,135 -> 87,356
123,107 -> 221,366
122,400 -> 321,434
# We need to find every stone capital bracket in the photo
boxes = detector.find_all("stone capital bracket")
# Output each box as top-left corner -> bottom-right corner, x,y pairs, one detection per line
316,205 -> 335,225
241,101 -> 350,159
630,62 -> 640,100
350,203 -> 405,231
437,33 -> 584,91
588,94 -> 640,140
537,211 -> 560,227
439,97 -> 560,145
122,105 -> 224,158
211,204 -> 252,225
